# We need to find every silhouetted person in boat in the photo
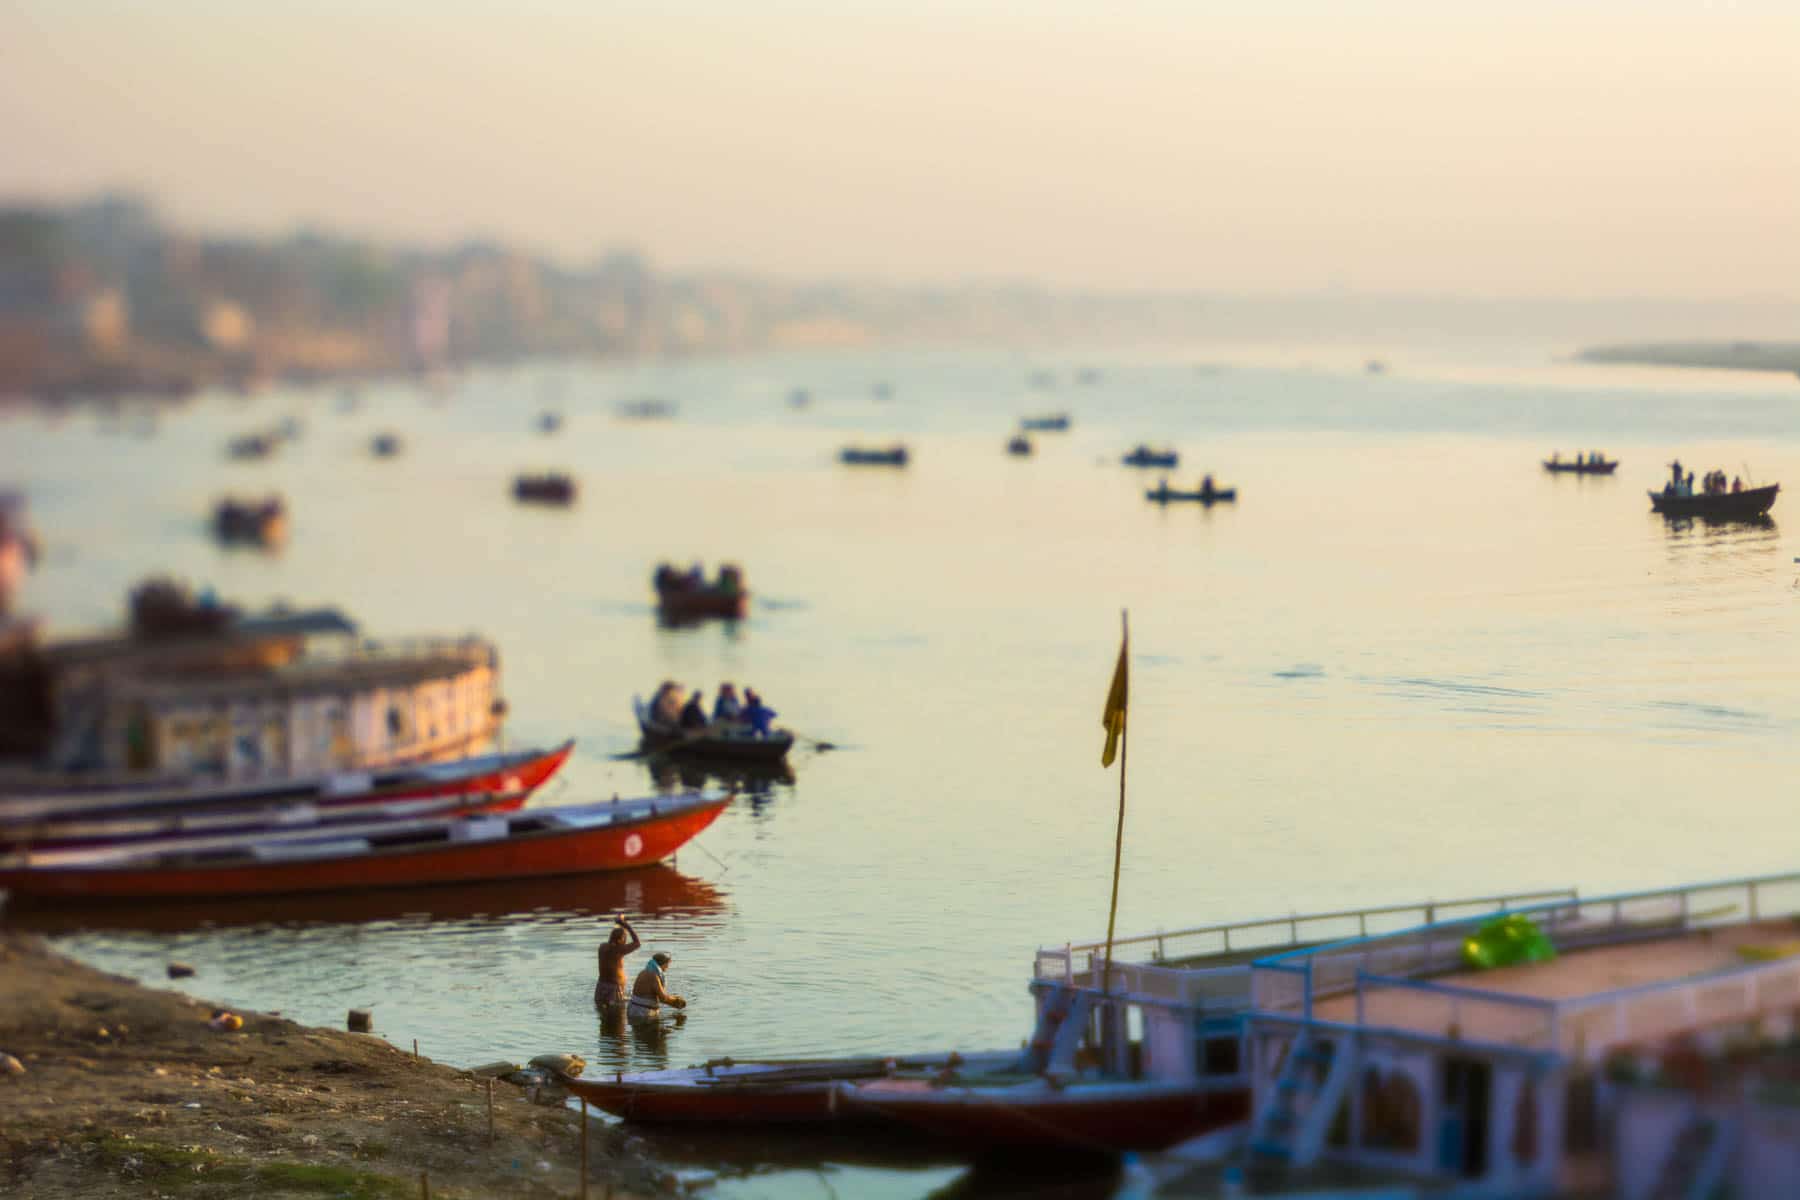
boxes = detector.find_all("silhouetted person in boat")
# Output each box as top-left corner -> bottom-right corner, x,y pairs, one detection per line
595,915 -> 641,1008
1201,474 -> 1216,499
712,683 -> 742,723
1733,476 -> 1744,493
679,690 -> 708,730
1670,460 -> 1684,489
650,680 -> 684,726
741,689 -> 777,738
628,952 -> 686,1023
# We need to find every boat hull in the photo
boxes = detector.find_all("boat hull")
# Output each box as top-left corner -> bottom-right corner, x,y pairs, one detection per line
0,795 -> 727,900
836,1079 -> 1249,1152
1543,461 -> 1618,474
1648,484 -> 1778,520
638,726 -> 793,764
1146,489 -> 1235,505
0,741 -> 574,828
656,590 -> 748,622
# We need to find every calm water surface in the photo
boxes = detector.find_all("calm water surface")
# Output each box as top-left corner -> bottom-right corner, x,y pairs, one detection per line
3,346 -> 1798,1196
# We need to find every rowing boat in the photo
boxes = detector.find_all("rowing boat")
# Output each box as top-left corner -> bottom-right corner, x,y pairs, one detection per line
0,792 -> 725,899
634,701 -> 794,763
1649,483 -> 1779,520
1145,484 -> 1236,505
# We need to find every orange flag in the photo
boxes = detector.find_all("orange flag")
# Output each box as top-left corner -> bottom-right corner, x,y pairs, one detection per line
1101,630 -> 1129,767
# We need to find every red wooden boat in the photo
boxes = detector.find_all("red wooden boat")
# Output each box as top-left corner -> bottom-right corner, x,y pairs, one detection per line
0,741 -> 574,829
0,792 -> 726,900
2,864 -> 728,931
0,788 -> 531,851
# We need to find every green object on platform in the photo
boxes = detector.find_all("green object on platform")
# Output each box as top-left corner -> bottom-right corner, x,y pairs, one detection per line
1461,914 -> 1556,970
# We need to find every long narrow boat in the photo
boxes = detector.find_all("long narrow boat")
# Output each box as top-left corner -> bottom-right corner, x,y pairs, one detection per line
1543,458 -> 1618,475
1648,483 -> 1779,520
0,792 -> 727,899
1145,483 -> 1236,505
3,863 -> 728,930
0,741 -> 575,828
564,1053 -> 1018,1125
634,701 -> 794,764
839,445 -> 909,467
1122,446 -> 1179,469
0,787 -> 530,851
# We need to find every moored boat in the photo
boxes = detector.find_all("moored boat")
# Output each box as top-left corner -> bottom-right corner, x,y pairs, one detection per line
0,740 -> 575,830
565,1053 -> 1010,1125
1649,482 -> 1778,520
0,790 -> 727,899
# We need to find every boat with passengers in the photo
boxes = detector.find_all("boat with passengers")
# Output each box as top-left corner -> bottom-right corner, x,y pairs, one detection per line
1650,461 -> 1779,521
1543,451 -> 1617,475
1124,869 -> 1800,1198
558,885 -> 1573,1152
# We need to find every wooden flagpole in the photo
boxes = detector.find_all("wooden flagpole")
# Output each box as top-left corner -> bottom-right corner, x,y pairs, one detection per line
1102,609 -> 1128,996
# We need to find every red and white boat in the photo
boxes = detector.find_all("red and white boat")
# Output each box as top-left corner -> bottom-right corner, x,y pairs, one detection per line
0,791 -> 726,900
0,740 -> 575,834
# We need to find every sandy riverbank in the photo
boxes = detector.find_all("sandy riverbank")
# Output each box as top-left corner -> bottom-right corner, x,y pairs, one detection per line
0,932 -> 675,1198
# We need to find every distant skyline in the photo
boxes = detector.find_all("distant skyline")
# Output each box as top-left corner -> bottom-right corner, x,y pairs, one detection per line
5,1 -> 1799,299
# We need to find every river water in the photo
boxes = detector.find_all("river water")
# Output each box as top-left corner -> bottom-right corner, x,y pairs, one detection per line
3,343 -> 1798,1196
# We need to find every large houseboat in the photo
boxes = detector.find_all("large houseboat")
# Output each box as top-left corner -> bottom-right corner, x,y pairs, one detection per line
0,580 -> 506,785
1125,870 -> 1800,1197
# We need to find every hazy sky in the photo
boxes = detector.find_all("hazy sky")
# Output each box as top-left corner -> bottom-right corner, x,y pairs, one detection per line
4,1 -> 1799,297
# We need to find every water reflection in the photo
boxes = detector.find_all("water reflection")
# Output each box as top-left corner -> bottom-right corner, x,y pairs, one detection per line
1658,512 -> 1778,539
645,758 -> 796,803
2,865 -> 728,935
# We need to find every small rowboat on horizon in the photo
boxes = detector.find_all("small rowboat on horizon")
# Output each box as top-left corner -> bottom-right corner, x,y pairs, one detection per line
1543,457 -> 1618,475
1020,413 -> 1071,432
1649,483 -> 1779,521
1122,445 -> 1179,469
212,496 -> 288,546
1006,435 -> 1033,457
634,700 -> 794,764
370,432 -> 403,458
0,791 -> 727,900
839,445 -> 909,467
514,473 -> 577,505
1146,480 -> 1236,506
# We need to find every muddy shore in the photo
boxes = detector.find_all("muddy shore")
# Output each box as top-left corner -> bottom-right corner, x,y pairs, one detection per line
0,932 -> 676,1198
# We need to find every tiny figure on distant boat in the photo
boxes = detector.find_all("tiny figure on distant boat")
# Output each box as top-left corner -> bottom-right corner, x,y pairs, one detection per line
595,915 -> 642,1008
712,683 -> 742,723
679,690 -> 708,730
1200,474 -> 1216,500
741,688 -> 777,738
1733,476 -> 1744,493
628,952 -> 686,1023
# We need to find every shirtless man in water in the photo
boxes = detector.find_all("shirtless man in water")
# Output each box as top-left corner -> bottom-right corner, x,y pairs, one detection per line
628,952 -> 687,1023
594,916 -> 641,1008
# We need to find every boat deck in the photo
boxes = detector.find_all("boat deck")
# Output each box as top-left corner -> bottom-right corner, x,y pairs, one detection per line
1315,918 -> 1800,1025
